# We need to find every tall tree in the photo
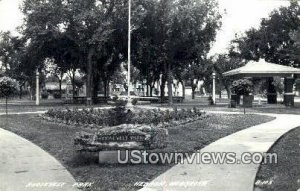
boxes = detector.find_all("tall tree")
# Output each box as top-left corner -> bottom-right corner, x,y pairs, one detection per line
212,54 -> 245,98
181,60 -> 211,99
132,0 -> 222,104
20,0 -> 127,103
0,32 -> 17,72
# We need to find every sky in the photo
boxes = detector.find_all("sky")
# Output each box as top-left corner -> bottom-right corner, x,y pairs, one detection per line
0,0 -> 290,54
0,0 -> 23,36
209,0 -> 289,55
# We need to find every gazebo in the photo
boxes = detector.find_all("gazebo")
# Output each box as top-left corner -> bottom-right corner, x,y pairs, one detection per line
223,59 -> 300,106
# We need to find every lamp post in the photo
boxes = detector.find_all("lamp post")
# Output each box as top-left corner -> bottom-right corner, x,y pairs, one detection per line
127,0 -> 132,106
36,69 -> 40,106
212,71 -> 216,105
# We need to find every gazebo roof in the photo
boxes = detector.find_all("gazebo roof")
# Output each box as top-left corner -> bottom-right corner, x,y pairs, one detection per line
223,59 -> 300,77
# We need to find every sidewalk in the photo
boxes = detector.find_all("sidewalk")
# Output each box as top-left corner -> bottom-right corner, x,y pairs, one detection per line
0,128 -> 78,191
140,113 -> 300,191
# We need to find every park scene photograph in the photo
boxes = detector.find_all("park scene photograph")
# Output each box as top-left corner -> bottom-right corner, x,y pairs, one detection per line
0,0 -> 300,190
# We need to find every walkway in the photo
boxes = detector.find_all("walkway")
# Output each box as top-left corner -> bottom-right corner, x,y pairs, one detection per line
0,128 -> 78,191
140,113 -> 300,191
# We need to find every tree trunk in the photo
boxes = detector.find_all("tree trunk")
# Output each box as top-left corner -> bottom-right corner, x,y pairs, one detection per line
150,84 -> 154,97
216,71 -> 230,99
5,96 -> 8,115
191,79 -> 196,100
160,76 -> 166,102
267,77 -> 277,104
86,48 -> 95,105
107,81 -> 110,97
219,80 -> 222,99
167,63 -> 173,106
71,70 -> 76,98
92,73 -> 100,99
59,79 -> 62,98
19,85 -> 23,99
29,89 -> 33,100
180,80 -> 185,98
103,80 -> 107,97
225,85 -> 231,99
146,83 -> 149,96
93,81 -> 98,98
103,78 -> 110,97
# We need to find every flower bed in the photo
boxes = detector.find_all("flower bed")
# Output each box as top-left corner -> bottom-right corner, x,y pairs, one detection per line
43,106 -> 206,128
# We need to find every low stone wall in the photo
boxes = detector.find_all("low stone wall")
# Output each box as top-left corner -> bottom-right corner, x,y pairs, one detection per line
74,124 -> 168,152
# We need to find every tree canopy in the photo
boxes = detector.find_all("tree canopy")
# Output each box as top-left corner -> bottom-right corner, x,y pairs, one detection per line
132,0 -> 222,102
0,0 -> 223,104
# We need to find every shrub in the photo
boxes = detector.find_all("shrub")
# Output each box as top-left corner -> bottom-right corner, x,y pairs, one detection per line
53,92 -> 62,99
0,76 -> 17,98
41,91 -> 49,99
208,96 -> 214,105
112,95 -> 118,101
231,79 -> 253,95
115,99 -> 127,106
0,76 -> 18,114
132,98 -> 138,105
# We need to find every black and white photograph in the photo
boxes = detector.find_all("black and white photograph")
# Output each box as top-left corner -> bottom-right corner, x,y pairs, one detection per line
0,0 -> 299,190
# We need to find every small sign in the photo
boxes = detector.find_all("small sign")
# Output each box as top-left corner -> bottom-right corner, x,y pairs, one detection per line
95,134 -> 146,142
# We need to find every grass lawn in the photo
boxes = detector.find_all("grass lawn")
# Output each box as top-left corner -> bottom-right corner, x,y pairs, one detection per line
254,126 -> 300,191
0,102 -> 108,113
0,113 -> 274,191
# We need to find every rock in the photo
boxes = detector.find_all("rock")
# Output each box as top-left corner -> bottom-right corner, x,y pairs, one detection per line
74,124 -> 168,152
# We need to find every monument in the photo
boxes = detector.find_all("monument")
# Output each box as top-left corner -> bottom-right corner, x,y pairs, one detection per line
74,124 -> 168,164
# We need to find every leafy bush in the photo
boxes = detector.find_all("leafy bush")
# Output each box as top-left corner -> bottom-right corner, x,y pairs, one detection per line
41,91 -> 49,99
231,79 -> 253,95
53,92 -> 62,99
0,76 -> 18,98
208,96 -> 214,105
132,98 -> 138,105
0,76 -> 18,114
115,99 -> 127,106
112,95 -> 118,101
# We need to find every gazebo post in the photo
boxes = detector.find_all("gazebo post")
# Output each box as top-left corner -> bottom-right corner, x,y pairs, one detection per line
283,76 -> 295,107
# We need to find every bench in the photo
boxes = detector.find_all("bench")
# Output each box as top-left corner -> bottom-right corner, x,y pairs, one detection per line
93,96 -> 109,104
73,96 -> 86,104
67,96 -> 109,104
138,97 -> 160,103
159,96 -> 184,103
